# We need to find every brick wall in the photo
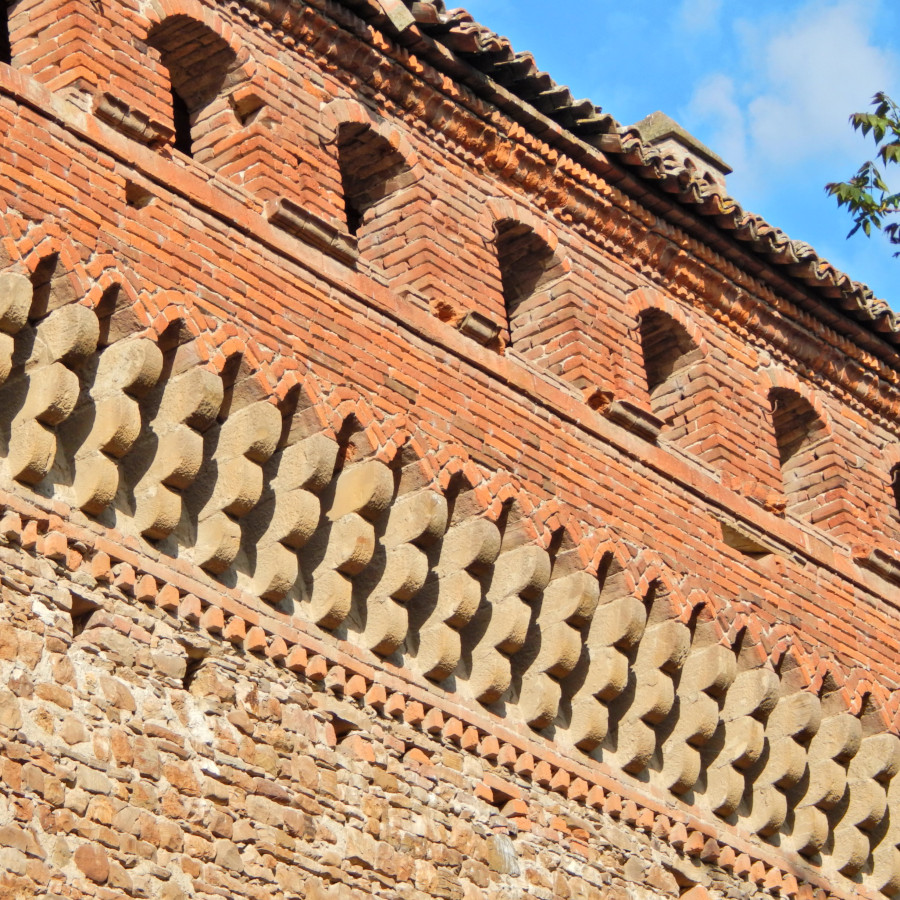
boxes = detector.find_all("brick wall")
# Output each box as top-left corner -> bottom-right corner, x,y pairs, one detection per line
0,1 -> 899,899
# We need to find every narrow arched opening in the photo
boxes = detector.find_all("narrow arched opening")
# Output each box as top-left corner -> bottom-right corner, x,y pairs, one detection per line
891,463 -> 900,518
638,308 -> 702,428
170,86 -> 192,156
336,122 -> 410,238
0,6 -> 11,66
146,15 -> 237,162
495,220 -> 556,348
769,387 -> 831,519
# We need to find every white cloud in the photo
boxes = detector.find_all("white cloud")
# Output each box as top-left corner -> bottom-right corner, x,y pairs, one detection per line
748,3 -> 896,165
677,0 -> 722,33
685,0 -> 899,192
687,74 -> 748,175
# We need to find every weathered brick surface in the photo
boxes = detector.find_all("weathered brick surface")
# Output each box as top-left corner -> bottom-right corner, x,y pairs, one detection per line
0,0 -> 899,899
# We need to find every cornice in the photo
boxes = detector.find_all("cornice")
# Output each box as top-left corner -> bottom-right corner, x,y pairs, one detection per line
3,59 -> 898,610
4,50 -> 899,610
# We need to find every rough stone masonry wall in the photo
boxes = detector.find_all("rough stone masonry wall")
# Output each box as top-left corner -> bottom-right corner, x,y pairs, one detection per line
0,0 -> 899,899
0,538 -> 740,900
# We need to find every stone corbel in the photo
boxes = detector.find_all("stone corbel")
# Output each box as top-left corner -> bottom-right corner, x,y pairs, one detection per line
266,198 -> 359,266
603,399 -> 663,442
93,92 -> 173,148
853,546 -> 900,587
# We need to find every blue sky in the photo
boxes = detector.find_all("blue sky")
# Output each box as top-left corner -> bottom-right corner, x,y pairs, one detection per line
462,0 -> 900,308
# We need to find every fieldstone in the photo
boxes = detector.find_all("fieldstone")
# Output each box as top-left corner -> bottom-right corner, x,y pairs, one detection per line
152,651 -> 187,680
0,824 -> 42,857
228,708 -> 254,734
7,670 -> 33,698
214,838 -> 243,871
77,766 -> 112,795
247,794 -> 279,826
253,776 -> 291,804
233,819 -> 256,842
461,858 -> 490,888
202,776 -> 230,804
110,728 -> 134,765
623,856 -> 648,884
208,809 -> 233,839
158,819 -> 184,852
32,706 -> 54,733
48,835 -> 72,868
64,788 -> 90,815
254,742 -> 279,774
108,860 -> 133,892
139,815 -> 160,846
276,862 -> 304,893
371,767 -> 400,795
74,843 -> 110,883
163,762 -> 199,795
100,675 -> 136,711
346,827 -> 378,867
0,846 -> 27,875
485,834 -> 520,876
15,631 -> 44,669
133,780 -> 158,810
434,871 -> 464,900
35,682 -> 72,708
113,806 -> 142,835
88,792 -> 119,826
133,736 -> 162,778
84,628 -> 135,666
59,717 -> 89,745
43,777 -> 65,806
647,864 -> 681,893
0,689 -> 22,729
52,654 -> 77,686
92,732 -> 112,763
0,624 -> 19,661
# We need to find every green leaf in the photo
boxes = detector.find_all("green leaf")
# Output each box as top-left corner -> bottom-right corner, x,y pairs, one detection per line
828,92 -> 900,254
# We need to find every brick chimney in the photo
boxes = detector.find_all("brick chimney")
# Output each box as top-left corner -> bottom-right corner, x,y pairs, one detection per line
633,111 -> 732,190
